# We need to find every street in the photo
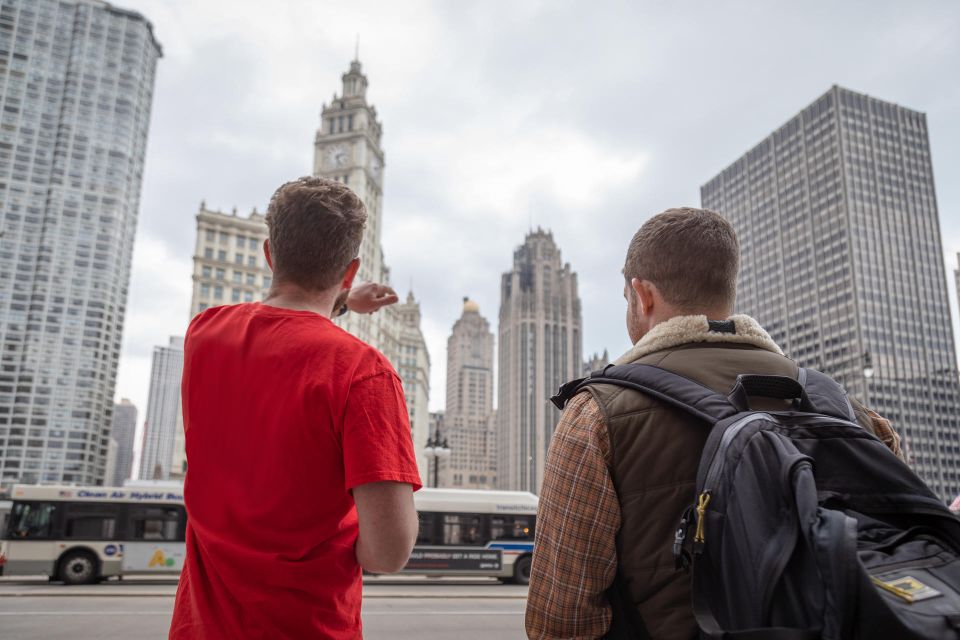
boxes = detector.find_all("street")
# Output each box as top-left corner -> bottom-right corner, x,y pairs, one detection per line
0,577 -> 528,639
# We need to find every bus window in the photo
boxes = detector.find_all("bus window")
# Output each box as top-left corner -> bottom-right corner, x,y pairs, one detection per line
443,514 -> 483,546
490,515 -> 534,541
64,504 -> 118,540
8,502 -> 57,539
416,513 -> 437,544
129,506 -> 183,542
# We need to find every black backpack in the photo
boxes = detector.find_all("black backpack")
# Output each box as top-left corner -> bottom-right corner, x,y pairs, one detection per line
552,364 -> 960,639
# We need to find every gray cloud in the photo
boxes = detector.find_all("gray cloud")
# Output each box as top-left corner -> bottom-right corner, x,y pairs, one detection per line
116,0 -> 960,424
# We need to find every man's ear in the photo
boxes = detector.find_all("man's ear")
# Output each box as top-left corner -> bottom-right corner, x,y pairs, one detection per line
630,278 -> 657,317
341,258 -> 361,291
263,239 -> 273,270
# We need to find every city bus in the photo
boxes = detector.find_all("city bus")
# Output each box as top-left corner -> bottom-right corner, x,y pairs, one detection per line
0,485 -> 186,585
0,485 -> 537,586
406,488 -> 538,585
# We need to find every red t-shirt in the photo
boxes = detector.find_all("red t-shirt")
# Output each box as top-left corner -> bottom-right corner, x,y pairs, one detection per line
169,303 -> 422,640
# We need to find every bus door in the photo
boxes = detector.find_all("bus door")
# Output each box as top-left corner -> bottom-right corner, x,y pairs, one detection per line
121,505 -> 186,573
3,501 -> 60,576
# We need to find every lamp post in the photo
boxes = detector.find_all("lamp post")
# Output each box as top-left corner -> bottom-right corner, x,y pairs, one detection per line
424,431 -> 450,488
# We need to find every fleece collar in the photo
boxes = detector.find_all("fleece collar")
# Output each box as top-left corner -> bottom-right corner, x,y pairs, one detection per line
613,314 -> 783,365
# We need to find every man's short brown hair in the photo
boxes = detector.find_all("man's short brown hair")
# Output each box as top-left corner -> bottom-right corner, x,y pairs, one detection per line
624,207 -> 739,312
264,176 -> 367,291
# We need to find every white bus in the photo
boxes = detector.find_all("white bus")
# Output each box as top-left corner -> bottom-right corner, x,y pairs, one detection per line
406,488 -> 537,585
0,486 -> 536,586
0,485 -> 186,585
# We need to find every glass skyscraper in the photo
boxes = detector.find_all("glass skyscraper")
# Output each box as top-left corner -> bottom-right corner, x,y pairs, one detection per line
0,0 -> 161,486
702,85 -> 960,499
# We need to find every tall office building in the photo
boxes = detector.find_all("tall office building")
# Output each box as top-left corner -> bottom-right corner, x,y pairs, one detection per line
498,229 -> 582,493
0,0 -> 162,486
702,85 -> 960,498
443,298 -> 497,489
313,58 -> 430,482
138,336 -> 183,481
109,397 -> 136,486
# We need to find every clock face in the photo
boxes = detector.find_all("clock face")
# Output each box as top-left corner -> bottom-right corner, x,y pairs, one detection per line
325,144 -> 350,169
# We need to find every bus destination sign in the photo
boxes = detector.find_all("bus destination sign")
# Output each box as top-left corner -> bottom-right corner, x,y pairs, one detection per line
403,547 -> 503,573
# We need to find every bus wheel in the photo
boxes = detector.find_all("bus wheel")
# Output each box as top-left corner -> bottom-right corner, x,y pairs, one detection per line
513,555 -> 532,586
58,550 -> 99,586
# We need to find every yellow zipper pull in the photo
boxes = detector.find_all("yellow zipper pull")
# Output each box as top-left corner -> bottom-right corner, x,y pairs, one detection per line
693,492 -> 712,544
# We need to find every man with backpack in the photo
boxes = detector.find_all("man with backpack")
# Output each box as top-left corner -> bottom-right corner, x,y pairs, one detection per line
525,208 -> 960,639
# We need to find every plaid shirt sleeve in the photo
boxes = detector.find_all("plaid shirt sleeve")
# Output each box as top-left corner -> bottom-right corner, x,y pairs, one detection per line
525,392 -> 619,640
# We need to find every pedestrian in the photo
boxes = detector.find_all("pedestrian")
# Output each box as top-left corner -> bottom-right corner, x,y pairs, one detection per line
169,176 -> 422,640
525,208 -> 903,639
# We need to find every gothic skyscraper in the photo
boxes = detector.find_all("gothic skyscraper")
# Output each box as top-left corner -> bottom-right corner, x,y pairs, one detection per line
498,230 -> 582,493
702,86 -> 960,498
0,0 -> 162,486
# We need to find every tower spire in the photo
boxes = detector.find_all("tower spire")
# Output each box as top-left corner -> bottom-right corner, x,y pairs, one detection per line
354,34 -> 359,62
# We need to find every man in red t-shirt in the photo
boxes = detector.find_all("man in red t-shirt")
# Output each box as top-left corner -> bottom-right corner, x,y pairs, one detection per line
169,177 -> 422,639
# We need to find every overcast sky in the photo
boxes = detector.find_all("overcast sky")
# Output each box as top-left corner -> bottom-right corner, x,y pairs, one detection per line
113,1 -> 960,435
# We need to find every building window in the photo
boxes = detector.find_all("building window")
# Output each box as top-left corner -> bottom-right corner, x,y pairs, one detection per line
246,273 -> 255,286
205,229 -> 215,241
198,303 -> 209,312
234,254 -> 244,265
217,250 -> 227,262
204,248 -> 213,259
247,256 -> 256,268
231,289 -> 240,302
248,238 -> 258,250
263,276 -> 272,288
348,114 -> 354,130
201,266 -> 211,278
215,268 -> 225,281
235,235 -> 245,247
243,291 -> 254,302
213,286 -> 223,300
200,284 -> 210,297
233,271 -> 242,284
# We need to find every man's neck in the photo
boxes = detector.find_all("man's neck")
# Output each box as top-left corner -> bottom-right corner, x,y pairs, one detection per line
263,282 -> 339,318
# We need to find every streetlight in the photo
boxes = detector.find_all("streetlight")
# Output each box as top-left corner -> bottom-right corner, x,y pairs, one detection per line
862,351 -> 875,379
424,431 -> 450,488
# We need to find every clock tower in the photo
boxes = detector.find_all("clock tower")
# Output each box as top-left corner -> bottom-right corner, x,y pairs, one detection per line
313,58 -> 431,482
314,58 -> 388,346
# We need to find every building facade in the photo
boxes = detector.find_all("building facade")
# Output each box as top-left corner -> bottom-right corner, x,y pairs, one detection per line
498,229 -> 582,493
109,398 -> 137,486
701,85 -> 960,498
138,336 -> 183,481
443,298 -> 497,489
189,205 -> 271,318
0,0 -> 162,486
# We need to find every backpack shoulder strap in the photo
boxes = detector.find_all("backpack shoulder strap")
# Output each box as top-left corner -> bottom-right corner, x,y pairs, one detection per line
798,368 -> 856,422
551,363 -> 739,424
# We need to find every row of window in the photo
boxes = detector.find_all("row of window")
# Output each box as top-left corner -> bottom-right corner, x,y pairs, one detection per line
5,501 -> 185,542
415,512 -> 534,546
199,266 -> 270,287
200,247 -> 262,268
203,229 -> 260,251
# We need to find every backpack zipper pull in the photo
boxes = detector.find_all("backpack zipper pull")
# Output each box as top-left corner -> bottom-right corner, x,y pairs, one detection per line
693,492 -> 712,548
